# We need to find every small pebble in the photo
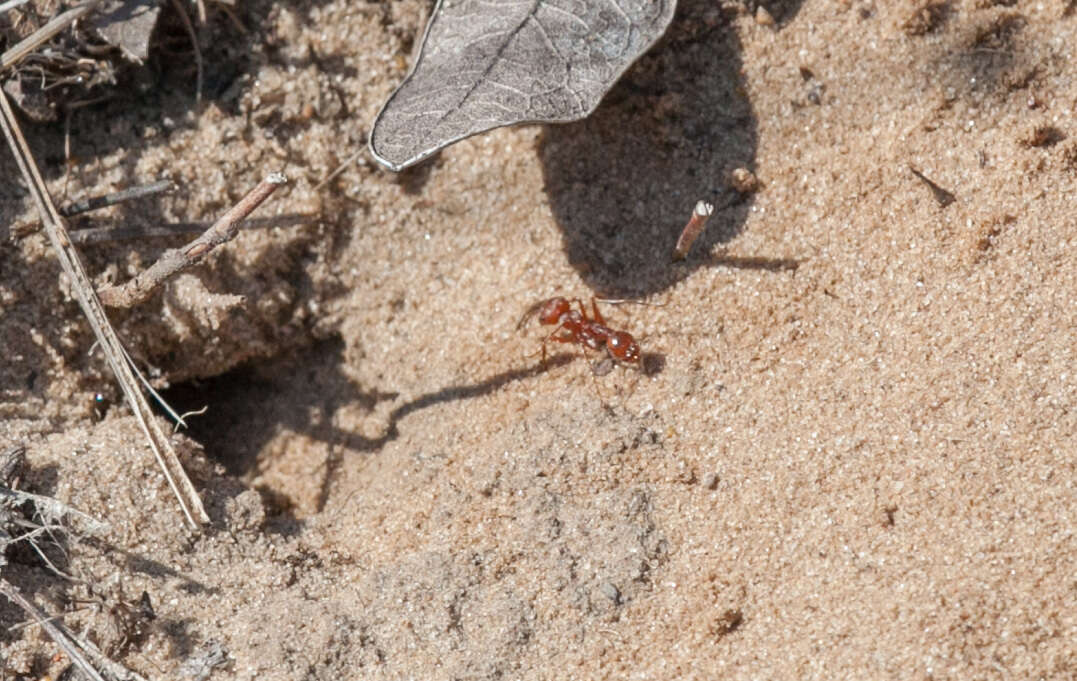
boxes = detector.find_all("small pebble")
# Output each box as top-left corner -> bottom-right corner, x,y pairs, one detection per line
755,6 -> 775,26
730,167 -> 760,194
703,472 -> 720,490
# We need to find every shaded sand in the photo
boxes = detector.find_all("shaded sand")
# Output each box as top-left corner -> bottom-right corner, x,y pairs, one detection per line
1,0 -> 1074,679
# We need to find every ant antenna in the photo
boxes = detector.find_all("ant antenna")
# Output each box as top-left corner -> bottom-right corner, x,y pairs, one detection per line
594,297 -> 666,307
516,299 -> 549,330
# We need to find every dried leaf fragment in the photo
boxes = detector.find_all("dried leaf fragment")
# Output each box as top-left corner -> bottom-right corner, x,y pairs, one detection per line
89,0 -> 162,63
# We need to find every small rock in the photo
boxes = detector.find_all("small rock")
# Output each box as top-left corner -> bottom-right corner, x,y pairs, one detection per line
730,167 -> 760,194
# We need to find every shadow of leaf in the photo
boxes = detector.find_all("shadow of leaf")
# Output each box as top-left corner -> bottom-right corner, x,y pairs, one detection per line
540,0 -> 805,296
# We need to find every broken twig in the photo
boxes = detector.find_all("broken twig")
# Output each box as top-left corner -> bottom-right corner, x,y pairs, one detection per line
97,173 -> 288,308
673,200 -> 715,261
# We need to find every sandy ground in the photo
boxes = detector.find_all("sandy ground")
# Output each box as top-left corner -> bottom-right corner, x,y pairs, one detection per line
1,0 -> 1075,679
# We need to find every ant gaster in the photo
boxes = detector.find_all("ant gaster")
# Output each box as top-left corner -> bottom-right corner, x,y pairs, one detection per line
519,297 -> 641,367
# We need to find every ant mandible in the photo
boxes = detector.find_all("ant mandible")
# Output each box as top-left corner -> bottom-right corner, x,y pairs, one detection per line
518,296 -> 642,368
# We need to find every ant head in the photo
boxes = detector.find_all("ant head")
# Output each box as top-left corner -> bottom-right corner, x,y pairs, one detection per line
518,297 -> 571,330
538,297 -> 571,325
607,331 -> 641,365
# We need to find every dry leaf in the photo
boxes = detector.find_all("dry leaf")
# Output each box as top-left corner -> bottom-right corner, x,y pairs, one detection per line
370,0 -> 677,170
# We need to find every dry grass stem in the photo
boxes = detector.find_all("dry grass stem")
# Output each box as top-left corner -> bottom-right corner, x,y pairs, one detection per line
0,89 -> 209,530
97,172 -> 288,308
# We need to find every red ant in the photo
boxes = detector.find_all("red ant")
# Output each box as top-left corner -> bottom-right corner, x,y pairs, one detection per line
518,296 -> 642,369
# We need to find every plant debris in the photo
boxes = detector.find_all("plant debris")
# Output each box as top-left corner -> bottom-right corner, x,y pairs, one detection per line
369,0 -> 677,170
0,0 -> 163,120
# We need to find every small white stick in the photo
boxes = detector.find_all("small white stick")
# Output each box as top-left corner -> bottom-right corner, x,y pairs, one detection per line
672,200 -> 715,260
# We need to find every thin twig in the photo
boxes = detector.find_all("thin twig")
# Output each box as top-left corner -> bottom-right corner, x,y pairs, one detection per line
0,579 -> 152,681
314,148 -> 364,192
0,0 -> 109,73
97,173 -> 287,308
0,88 -> 209,530
120,343 -> 192,428
68,213 -> 316,244
174,405 -> 208,432
60,180 -> 174,217
65,625 -> 153,681
672,200 -> 715,260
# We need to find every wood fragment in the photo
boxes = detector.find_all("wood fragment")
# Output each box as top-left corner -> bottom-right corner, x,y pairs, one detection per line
97,173 -> 288,308
0,88 -> 209,530
672,200 -> 715,261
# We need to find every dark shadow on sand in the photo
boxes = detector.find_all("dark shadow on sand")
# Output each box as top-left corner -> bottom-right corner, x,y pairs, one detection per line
538,0 -> 806,297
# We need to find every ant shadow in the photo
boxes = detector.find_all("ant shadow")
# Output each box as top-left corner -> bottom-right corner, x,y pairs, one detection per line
539,0 -> 806,297
163,336 -> 573,522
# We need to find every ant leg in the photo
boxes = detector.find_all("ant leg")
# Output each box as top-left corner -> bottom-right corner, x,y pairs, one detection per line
588,296 -> 607,325
566,296 -> 608,324
539,325 -> 576,368
568,298 -> 591,320
517,299 -> 548,331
